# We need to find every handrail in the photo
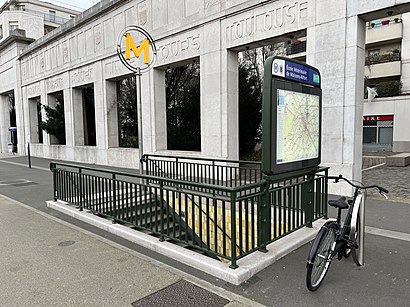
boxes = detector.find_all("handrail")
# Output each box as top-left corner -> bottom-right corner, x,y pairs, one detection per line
50,161 -> 253,193
141,153 -> 262,166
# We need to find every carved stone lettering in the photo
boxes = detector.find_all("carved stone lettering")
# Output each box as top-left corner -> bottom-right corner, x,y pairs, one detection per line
27,84 -> 41,97
157,34 -> 200,61
47,77 -> 63,92
71,66 -> 94,85
226,1 -> 308,42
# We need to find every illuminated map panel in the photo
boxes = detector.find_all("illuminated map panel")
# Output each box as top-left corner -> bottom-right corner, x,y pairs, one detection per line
276,89 -> 320,164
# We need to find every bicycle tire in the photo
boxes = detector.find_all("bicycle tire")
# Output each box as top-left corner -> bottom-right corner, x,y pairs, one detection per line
351,213 -> 362,266
306,224 -> 337,291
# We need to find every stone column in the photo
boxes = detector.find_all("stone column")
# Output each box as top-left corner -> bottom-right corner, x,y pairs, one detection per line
201,21 -> 238,159
105,80 -> 119,148
94,63 -> 106,149
151,68 -> 167,152
63,87 -> 74,147
307,14 -> 365,195
71,88 -> 84,146
0,94 -> 10,153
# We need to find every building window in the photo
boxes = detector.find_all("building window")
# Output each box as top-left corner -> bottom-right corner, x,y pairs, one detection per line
49,10 -> 56,22
29,97 -> 43,144
9,21 -> 19,34
117,76 -> 138,148
82,86 -> 96,146
45,91 -> 66,145
0,25 -> 3,40
166,62 -> 201,151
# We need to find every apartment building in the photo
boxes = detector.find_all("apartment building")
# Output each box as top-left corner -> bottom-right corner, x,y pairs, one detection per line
363,13 -> 410,152
0,0 -> 79,41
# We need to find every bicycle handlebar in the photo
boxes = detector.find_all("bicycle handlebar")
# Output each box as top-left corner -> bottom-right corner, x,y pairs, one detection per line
328,174 -> 389,194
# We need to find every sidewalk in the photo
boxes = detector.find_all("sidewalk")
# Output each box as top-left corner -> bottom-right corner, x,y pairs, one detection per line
0,194 -> 259,307
1,154 -> 409,306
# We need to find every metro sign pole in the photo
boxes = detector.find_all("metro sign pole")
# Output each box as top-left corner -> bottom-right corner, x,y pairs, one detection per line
116,26 -> 157,174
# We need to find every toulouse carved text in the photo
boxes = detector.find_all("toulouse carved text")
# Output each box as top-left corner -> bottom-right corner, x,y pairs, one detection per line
226,1 -> 308,41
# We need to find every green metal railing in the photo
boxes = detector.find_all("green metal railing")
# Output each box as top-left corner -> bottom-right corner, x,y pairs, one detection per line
50,160 -> 328,268
141,154 -> 262,187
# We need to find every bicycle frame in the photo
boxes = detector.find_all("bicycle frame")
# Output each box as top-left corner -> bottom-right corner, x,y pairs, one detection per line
330,189 -> 365,262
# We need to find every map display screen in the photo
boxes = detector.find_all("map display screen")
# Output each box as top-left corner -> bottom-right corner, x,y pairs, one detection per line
276,89 -> 320,164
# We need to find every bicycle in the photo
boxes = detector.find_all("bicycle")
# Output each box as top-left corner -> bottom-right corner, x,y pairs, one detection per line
306,174 -> 389,291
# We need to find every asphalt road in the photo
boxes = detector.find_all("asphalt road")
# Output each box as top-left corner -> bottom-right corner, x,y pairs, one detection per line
1,156 -> 409,306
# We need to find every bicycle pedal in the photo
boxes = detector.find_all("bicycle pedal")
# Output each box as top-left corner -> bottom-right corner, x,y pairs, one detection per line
347,240 -> 358,249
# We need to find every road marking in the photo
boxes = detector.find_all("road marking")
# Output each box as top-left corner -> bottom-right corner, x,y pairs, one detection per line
0,179 -> 32,186
0,159 -> 50,172
362,162 -> 386,171
365,226 -> 410,242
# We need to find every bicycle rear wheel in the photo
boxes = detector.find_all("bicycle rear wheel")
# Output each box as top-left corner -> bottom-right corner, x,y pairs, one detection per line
306,224 -> 337,291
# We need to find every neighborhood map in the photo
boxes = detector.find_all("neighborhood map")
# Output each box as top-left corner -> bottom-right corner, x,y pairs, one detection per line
276,89 -> 320,164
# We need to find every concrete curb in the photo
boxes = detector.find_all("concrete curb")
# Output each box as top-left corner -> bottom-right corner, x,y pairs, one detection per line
46,200 -> 326,285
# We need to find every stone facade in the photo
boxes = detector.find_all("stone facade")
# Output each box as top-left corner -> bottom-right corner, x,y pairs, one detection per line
2,0 -> 410,195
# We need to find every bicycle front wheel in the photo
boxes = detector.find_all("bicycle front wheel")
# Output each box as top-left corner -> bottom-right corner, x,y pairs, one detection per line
306,225 -> 337,291
351,212 -> 362,266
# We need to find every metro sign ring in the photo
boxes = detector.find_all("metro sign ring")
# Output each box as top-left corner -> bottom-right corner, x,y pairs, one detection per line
116,26 -> 157,74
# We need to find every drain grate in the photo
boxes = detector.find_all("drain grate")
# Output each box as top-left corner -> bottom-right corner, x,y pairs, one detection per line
131,280 -> 229,307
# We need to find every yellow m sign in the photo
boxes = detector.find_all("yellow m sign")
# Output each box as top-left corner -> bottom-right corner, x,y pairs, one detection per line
125,33 -> 150,64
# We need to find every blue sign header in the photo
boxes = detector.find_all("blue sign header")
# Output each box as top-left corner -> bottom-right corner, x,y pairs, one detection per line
272,58 -> 320,87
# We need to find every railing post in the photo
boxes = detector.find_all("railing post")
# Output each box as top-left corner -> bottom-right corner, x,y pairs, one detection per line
175,157 -> 178,180
324,168 -> 328,219
112,173 -> 116,224
305,171 -> 315,228
78,168 -> 83,211
229,190 -> 238,269
51,163 -> 57,201
212,160 -> 215,186
258,178 -> 269,253
159,181 -> 165,242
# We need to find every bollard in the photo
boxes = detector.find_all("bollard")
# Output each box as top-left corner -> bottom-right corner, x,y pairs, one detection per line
27,143 -> 32,168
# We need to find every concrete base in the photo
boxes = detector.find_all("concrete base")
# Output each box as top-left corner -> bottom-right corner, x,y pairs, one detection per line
46,200 -> 326,285
386,153 -> 410,167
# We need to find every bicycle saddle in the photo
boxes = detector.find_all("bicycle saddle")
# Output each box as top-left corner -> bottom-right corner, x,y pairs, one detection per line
328,196 -> 349,209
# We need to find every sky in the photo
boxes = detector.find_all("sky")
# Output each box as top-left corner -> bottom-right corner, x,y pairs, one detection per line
0,0 -> 98,11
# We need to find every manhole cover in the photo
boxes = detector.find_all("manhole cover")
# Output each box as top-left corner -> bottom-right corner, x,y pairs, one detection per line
58,240 -> 76,247
131,280 -> 229,307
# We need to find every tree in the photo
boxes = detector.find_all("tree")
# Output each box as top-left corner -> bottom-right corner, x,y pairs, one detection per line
40,93 -> 66,145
